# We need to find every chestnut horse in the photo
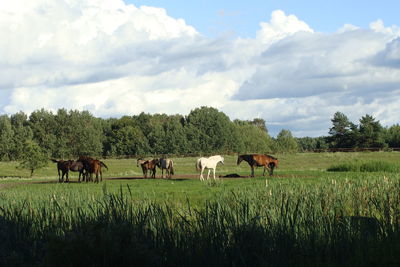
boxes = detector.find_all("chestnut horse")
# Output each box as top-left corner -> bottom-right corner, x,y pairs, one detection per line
77,156 -> 108,183
137,158 -> 157,179
237,154 -> 278,177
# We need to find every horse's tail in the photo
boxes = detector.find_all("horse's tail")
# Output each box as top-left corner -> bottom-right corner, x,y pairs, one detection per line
100,161 -> 108,170
169,161 -> 174,175
195,159 -> 201,172
50,158 -> 58,163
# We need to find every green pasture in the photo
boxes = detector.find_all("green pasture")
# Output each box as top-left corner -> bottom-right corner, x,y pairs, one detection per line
1,152 -> 400,206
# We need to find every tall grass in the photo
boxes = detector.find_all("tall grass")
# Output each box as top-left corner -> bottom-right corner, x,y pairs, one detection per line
0,178 -> 399,266
327,160 -> 400,173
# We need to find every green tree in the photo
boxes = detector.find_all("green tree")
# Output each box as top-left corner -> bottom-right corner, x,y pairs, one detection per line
274,129 -> 299,153
113,126 -> 149,155
19,140 -> 48,177
328,111 -> 357,148
296,136 -> 330,151
162,115 -> 188,154
232,120 -> 272,153
68,110 -> 104,156
185,106 -> 234,153
29,108 -> 57,156
384,124 -> 400,147
10,112 -> 33,160
358,114 -> 385,148
54,109 -> 103,157
147,114 -> 167,154
0,115 -> 14,160
251,118 -> 268,133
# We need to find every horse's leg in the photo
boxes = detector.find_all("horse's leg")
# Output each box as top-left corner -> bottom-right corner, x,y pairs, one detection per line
207,169 -> 211,180
200,167 -> 204,181
78,170 -> 83,182
213,167 -> 216,180
251,166 -> 255,177
269,164 -> 274,176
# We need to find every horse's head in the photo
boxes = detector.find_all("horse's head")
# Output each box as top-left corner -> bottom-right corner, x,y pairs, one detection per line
220,156 -> 224,165
136,158 -> 143,167
267,155 -> 278,168
153,158 -> 161,167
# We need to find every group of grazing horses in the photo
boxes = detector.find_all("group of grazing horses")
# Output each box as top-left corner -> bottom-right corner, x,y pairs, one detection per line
137,158 -> 174,179
196,154 -> 278,180
51,156 -> 108,183
52,153 -> 277,182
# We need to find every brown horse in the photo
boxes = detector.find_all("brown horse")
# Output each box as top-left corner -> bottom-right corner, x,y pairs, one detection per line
77,156 -> 108,183
51,159 -> 71,182
237,154 -> 279,177
68,160 -> 86,182
137,158 -> 157,179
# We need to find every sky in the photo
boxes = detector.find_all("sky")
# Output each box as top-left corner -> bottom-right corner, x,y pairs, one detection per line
1,0 -> 400,137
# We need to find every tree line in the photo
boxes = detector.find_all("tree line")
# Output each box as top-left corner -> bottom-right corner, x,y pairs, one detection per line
297,111 -> 400,151
0,107 -> 399,161
0,107 -> 275,160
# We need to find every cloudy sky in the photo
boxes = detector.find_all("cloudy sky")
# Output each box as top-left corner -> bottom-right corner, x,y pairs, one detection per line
1,0 -> 400,137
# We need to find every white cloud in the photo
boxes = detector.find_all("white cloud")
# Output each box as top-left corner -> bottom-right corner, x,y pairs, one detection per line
369,19 -> 400,37
1,2 -> 400,137
256,10 -> 314,44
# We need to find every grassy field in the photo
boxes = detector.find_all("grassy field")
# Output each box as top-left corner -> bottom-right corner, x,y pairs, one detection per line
1,152 -> 400,201
0,152 -> 399,266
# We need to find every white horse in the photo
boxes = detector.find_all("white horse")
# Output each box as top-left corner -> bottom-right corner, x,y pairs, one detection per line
195,155 -> 224,181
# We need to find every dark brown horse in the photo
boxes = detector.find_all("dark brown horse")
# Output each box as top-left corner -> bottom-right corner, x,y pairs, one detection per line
137,158 -> 157,179
237,154 -> 279,177
68,160 -> 86,182
51,159 -> 71,182
77,156 -> 108,183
